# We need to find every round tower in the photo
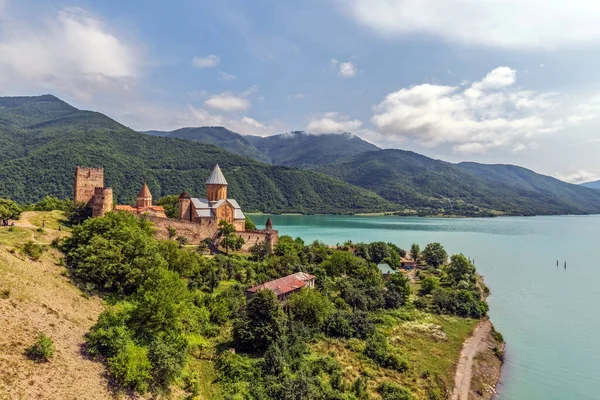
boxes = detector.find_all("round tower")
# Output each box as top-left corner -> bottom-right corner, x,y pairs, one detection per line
178,191 -> 192,221
136,183 -> 152,209
92,187 -> 113,217
205,164 -> 228,202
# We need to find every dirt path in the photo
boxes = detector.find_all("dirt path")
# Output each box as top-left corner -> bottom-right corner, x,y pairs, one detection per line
451,319 -> 493,400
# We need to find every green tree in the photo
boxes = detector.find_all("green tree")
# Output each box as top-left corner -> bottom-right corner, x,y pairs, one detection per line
148,332 -> 188,388
156,195 -> 179,219
385,273 -> 411,307
287,288 -> 333,331
217,220 -> 245,254
245,215 -> 257,230
448,254 -> 476,285
233,289 -> 286,352
422,242 -> 448,267
0,198 -> 21,224
410,243 -> 420,262
420,277 -> 440,295
33,196 -> 70,211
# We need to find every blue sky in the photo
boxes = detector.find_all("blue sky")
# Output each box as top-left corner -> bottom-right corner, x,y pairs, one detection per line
1,0 -> 600,182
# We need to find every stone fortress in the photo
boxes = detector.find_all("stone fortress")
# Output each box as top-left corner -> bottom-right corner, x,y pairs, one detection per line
73,165 -> 278,251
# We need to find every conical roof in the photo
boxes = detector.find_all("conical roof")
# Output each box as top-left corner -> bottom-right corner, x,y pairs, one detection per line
206,164 -> 228,185
137,183 -> 152,198
179,190 -> 191,199
265,217 -> 273,229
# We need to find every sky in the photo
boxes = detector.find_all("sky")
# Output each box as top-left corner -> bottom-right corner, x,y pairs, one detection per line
0,0 -> 599,183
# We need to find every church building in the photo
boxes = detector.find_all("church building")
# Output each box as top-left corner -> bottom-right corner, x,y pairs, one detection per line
115,183 -> 168,218
177,164 -> 246,231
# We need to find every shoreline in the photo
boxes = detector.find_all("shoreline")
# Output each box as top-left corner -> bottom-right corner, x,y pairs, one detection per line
450,274 -> 504,400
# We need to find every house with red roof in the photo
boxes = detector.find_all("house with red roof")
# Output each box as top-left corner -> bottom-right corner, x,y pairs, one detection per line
246,272 -> 315,302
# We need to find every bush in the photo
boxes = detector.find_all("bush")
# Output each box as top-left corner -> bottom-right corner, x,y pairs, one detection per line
25,333 -> 55,362
22,241 -> 45,261
378,382 -> 413,400
420,277 -> 440,295
148,333 -> 188,388
107,341 -> 152,393
364,333 -> 408,372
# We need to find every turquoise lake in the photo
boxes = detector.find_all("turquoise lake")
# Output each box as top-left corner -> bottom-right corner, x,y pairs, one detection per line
250,214 -> 600,400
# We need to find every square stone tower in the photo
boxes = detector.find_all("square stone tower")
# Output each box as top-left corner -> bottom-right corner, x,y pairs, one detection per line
74,167 -> 105,205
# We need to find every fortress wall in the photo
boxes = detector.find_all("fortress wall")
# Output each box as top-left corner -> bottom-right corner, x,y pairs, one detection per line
145,215 -> 278,251
146,215 -> 217,242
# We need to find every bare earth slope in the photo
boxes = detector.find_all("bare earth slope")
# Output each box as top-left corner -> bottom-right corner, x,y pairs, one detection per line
0,231 -> 112,399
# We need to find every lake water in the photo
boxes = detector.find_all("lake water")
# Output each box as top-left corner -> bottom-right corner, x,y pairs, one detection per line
251,214 -> 600,400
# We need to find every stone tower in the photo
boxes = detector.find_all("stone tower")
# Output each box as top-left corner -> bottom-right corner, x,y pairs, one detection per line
92,187 -> 113,217
178,191 -> 192,221
74,166 -> 104,205
205,164 -> 228,202
136,183 -> 152,209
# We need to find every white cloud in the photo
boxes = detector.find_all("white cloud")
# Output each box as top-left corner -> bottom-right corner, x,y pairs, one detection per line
0,7 -> 138,101
330,58 -> 358,78
217,70 -> 236,81
339,0 -> 600,49
287,93 -> 305,100
307,112 -> 363,133
114,102 -> 277,136
192,54 -> 220,68
339,62 -> 357,78
371,66 -> 600,154
204,92 -> 250,112
557,170 -> 600,184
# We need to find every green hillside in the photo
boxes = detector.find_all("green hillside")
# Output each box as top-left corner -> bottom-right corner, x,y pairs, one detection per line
142,126 -> 271,163
0,95 -> 392,214
246,131 -> 380,166
316,150 -> 600,216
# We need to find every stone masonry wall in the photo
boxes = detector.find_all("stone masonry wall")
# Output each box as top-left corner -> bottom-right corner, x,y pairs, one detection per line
145,215 -> 278,252
74,167 -> 104,204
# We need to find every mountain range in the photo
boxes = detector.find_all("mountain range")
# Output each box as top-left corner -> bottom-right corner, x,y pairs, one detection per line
2,94 -> 600,216
581,180 -> 600,190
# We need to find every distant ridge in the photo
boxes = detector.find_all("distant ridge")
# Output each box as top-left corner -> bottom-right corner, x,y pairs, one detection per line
245,130 -> 380,166
581,180 -> 600,189
2,94 -> 600,216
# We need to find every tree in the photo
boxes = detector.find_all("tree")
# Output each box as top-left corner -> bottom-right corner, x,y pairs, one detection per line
156,195 -> 179,219
385,274 -> 411,308
245,216 -> 257,231
32,196 -> 70,211
233,289 -> 286,352
0,198 -> 21,224
410,243 -> 420,262
422,242 -> 448,267
419,277 -> 440,295
217,220 -> 245,254
447,254 -> 476,285
287,288 -> 333,331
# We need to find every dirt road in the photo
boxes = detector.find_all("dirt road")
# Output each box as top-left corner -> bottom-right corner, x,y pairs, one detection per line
451,319 -> 493,400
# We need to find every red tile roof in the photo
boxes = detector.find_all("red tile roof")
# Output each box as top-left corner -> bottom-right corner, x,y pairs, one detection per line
138,183 -> 152,198
247,272 -> 315,297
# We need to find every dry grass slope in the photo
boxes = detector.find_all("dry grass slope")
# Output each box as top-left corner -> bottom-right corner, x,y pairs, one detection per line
0,226 -> 111,399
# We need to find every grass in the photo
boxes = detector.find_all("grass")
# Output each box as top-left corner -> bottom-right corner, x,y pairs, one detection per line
312,310 -> 478,400
24,211 -> 71,231
0,226 -> 32,246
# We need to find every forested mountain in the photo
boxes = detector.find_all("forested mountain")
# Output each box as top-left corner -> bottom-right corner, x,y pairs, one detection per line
0,95 -> 392,213
581,180 -> 600,189
142,126 -> 270,163
2,94 -> 599,216
246,131 -> 380,166
315,150 -> 600,215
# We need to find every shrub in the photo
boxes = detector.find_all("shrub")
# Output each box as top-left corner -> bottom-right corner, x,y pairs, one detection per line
107,341 -> 152,393
22,241 -> 45,261
215,351 -> 257,383
148,333 -> 188,388
378,382 -> 413,400
364,333 -> 408,372
325,310 -> 354,338
420,277 -> 440,295
26,333 -> 55,362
